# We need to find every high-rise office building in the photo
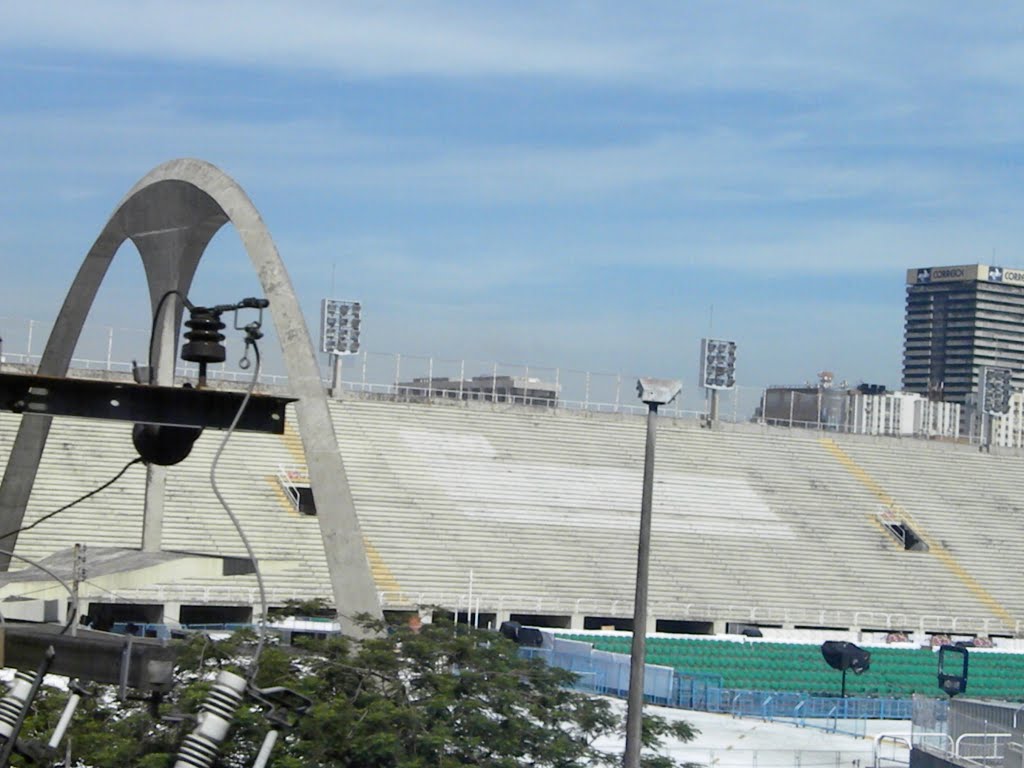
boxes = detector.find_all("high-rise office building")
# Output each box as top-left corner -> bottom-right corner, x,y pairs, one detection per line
903,264 -> 1024,404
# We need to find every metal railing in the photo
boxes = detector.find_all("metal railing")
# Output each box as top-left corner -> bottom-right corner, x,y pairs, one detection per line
6,314 -> 1016,447
524,642 -> 913,742
48,584 -> 1024,637
0,315 -> 760,421
374,591 -> 1021,636
275,464 -> 309,513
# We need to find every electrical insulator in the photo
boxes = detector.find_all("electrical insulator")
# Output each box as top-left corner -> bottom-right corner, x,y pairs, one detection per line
173,671 -> 247,768
181,308 -> 227,365
0,672 -> 36,740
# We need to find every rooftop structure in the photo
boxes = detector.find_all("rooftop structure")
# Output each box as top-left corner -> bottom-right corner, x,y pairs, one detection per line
396,374 -> 559,406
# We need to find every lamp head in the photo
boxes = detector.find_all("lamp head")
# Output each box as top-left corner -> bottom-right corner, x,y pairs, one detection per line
636,378 -> 682,406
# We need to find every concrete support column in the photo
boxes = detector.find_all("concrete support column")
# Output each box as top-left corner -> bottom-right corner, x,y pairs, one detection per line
162,602 -> 182,624
141,465 -> 167,552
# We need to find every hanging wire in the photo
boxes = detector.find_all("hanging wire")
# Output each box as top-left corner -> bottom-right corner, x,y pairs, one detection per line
0,547 -> 77,634
0,457 -> 143,542
209,340 -> 268,682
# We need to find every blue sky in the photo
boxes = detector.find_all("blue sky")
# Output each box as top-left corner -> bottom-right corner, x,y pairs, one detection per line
3,2 -> 1024,408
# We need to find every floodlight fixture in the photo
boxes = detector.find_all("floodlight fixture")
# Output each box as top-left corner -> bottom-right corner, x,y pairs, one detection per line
636,377 -> 682,407
982,365 -> 1013,416
700,338 -> 737,390
320,299 -> 362,356
937,644 -> 969,697
821,640 -> 871,698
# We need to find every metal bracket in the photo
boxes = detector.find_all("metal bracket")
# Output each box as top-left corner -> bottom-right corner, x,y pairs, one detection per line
0,373 -> 294,434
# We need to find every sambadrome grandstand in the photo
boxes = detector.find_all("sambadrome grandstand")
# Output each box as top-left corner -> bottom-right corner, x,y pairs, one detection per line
3,372 -> 1024,653
6,160 -> 1024,749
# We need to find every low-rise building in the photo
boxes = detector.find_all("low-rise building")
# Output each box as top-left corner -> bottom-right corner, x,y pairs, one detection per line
397,374 -> 559,406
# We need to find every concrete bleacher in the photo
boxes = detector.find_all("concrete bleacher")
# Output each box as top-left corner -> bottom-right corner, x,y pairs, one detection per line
2,387 -> 1024,636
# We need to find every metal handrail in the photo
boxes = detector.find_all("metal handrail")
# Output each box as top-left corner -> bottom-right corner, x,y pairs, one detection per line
955,732 -> 1010,759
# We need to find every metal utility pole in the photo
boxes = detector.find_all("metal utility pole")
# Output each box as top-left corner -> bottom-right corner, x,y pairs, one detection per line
624,378 -> 681,768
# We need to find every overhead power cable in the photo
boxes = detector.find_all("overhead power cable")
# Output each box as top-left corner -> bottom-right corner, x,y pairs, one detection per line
209,338 -> 269,683
0,546 -> 77,634
0,457 -> 143,542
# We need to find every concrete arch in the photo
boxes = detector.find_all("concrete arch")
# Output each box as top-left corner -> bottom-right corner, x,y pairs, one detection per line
0,158 -> 382,632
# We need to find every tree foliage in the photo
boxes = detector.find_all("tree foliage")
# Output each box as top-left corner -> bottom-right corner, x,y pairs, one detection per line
13,617 -> 697,767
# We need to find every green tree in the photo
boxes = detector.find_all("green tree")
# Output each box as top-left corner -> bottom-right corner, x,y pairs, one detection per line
15,617 -> 697,767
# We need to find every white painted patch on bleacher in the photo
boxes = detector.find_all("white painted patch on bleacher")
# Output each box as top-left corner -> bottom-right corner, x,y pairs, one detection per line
397,428 -> 792,540
400,429 -> 497,458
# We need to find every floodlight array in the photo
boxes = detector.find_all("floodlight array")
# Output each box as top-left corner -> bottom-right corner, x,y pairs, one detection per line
320,299 -> 362,355
982,365 -> 1014,416
700,338 -> 737,390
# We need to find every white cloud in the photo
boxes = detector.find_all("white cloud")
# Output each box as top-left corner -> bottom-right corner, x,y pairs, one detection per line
0,99 -> 992,217
0,1 -> 646,80
1,1 -> 1019,94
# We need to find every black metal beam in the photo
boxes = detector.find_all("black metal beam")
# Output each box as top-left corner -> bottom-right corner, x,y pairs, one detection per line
1,624 -> 181,692
0,373 -> 294,434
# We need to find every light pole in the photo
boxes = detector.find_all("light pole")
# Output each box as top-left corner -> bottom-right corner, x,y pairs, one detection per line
624,377 -> 681,768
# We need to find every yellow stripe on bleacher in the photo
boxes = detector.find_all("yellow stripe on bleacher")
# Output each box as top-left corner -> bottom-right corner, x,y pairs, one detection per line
819,437 -> 1016,628
280,418 -> 307,465
363,538 -> 402,594
280,406 -> 404,594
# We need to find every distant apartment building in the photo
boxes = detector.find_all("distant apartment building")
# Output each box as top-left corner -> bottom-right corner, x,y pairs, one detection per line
970,391 -> 1024,448
903,264 -> 1024,405
397,374 -> 559,406
762,384 -> 960,439
848,391 -> 960,439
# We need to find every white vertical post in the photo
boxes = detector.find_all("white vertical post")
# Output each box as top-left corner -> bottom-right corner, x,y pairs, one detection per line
615,374 -> 622,410
789,392 -> 795,427
458,360 -> 465,400
428,357 -> 434,398
555,368 -> 561,406
468,569 -> 473,625
331,354 -> 343,398
394,353 -> 401,392
26,319 -> 34,360
492,363 -> 498,403
584,371 -> 591,409
106,326 -> 114,370
523,365 -> 529,405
